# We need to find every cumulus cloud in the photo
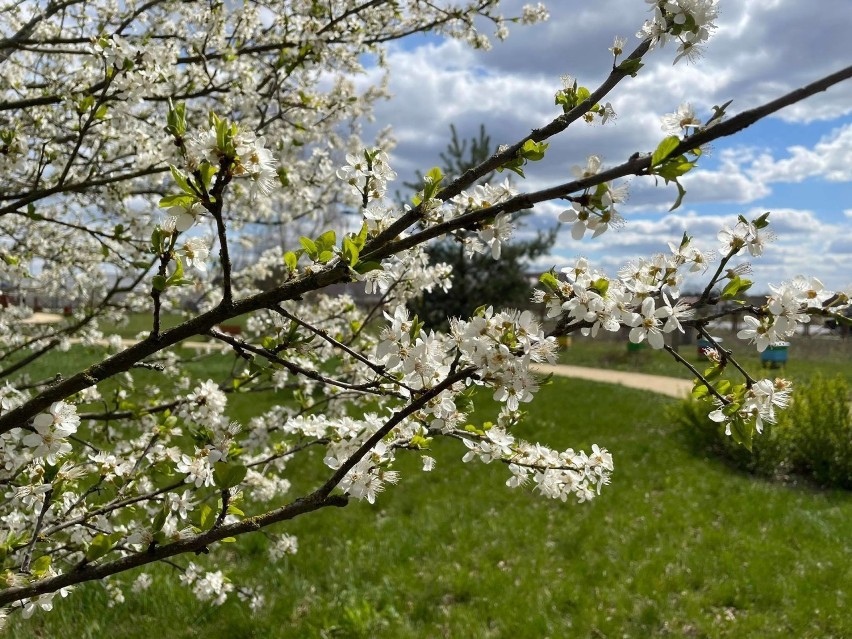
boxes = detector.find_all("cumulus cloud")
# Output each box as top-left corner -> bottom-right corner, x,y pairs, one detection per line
747,123 -> 852,183
540,207 -> 850,291
356,0 -> 851,291
621,123 -> 852,207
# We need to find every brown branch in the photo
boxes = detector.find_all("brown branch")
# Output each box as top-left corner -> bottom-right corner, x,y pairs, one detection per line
362,64 -> 852,263
0,492 -> 349,607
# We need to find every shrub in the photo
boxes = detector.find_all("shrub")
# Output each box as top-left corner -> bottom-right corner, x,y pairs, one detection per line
673,375 -> 852,488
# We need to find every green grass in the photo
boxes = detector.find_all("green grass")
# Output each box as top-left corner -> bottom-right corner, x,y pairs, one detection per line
105,312 -> 249,340
559,332 -> 852,385
7,375 -> 852,638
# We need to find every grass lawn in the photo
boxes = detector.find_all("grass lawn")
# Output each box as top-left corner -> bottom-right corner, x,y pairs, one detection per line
559,331 -> 852,386
106,312 -> 250,340
7,370 -> 851,638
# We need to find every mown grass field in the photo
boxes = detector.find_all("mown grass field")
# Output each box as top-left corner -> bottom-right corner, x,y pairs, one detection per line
7,339 -> 852,638
559,331 -> 852,386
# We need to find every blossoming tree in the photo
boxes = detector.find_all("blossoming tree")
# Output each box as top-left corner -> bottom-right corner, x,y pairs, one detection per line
0,0 -> 850,622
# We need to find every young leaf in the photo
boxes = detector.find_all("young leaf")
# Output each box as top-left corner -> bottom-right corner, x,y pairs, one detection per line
284,251 -> 298,272
31,555 -> 52,577
669,180 -> 687,212
85,534 -> 115,562
342,236 -> 359,267
198,503 -> 214,530
214,463 -> 247,489
158,193 -> 196,209
169,164 -> 194,195
316,230 -> 336,250
651,136 -> 681,167
616,58 -> 644,76
299,236 -> 318,258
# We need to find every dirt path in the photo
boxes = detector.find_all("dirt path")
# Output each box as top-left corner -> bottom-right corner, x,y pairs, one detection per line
65,333 -> 693,399
20,312 -> 64,324
531,363 -> 691,398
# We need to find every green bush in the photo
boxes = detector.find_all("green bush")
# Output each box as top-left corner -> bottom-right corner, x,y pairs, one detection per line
672,375 -> 852,488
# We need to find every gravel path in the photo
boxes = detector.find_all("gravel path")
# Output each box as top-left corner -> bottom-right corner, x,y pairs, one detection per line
57,324 -> 693,399
20,312 -> 64,324
531,363 -> 692,398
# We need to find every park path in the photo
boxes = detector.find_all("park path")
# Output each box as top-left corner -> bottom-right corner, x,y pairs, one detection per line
79,343 -> 694,398
51,320 -> 693,398
531,363 -> 692,398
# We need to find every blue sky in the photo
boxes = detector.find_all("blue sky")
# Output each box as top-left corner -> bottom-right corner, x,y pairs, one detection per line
358,0 -> 851,292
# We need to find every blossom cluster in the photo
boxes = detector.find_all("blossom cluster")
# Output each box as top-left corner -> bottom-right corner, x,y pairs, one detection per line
738,276 -> 839,352
534,241 -> 699,347
559,155 -> 628,240
639,0 -> 720,64
337,149 -> 398,202
709,378 -> 793,436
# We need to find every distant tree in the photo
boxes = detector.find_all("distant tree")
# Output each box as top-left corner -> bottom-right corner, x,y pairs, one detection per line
406,125 -> 557,329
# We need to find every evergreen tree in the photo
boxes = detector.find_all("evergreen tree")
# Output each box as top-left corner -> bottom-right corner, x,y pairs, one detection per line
406,125 -> 557,329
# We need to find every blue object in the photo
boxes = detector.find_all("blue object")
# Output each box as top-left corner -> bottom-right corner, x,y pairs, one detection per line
761,342 -> 789,367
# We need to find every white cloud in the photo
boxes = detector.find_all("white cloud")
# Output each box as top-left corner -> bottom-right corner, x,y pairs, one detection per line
617,123 -> 852,208
747,123 -> 852,183
369,0 -> 851,192
358,1 -> 852,291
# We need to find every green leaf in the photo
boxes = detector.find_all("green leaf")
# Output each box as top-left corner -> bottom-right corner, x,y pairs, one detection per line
657,158 -> 696,181
342,236 -> 359,267
299,236 -> 318,258
652,136 -> 681,167
198,162 -> 217,190
616,58 -> 644,76
703,365 -> 723,381
498,160 -> 525,178
152,275 -> 167,291
592,277 -> 609,297
152,506 -> 168,533
158,193 -> 196,209
354,261 -> 383,274
409,314 -> 423,342
423,166 -> 444,200
165,255 -> 185,286
169,164 -> 194,195
691,383 -> 709,399
213,463 -> 247,489
520,139 -> 548,161
198,503 -> 214,530
539,271 -> 560,291
752,211 -> 771,229
283,251 -> 298,272
354,222 -> 369,249
316,230 -> 336,250
31,555 -> 51,577
85,534 -> 115,562
669,180 -> 687,212
165,99 -> 187,137
722,402 -> 741,417
721,276 -> 753,300
729,416 -> 754,451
